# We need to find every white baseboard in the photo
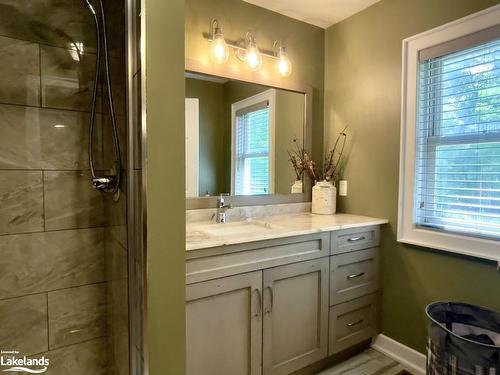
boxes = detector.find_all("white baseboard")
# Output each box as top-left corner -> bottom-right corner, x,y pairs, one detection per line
371,334 -> 426,375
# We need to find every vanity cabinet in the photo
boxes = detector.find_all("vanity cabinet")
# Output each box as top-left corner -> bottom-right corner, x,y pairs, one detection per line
262,259 -> 329,375
186,223 -> 383,375
186,258 -> 329,375
328,226 -> 381,355
186,272 -> 263,375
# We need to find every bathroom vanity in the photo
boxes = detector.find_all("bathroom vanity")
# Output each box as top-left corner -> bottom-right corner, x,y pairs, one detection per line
185,207 -> 387,375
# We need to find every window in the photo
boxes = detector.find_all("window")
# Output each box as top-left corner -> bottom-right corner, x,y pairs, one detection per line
416,38 -> 500,238
399,5 -> 500,261
231,90 -> 275,195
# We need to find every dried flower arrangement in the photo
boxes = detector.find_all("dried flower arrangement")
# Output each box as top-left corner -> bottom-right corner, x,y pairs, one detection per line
287,142 -> 306,181
288,126 -> 348,185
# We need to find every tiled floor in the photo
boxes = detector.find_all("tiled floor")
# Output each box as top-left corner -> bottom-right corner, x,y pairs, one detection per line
317,349 -> 410,375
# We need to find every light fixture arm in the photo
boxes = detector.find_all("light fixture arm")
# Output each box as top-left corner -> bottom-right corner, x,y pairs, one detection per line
211,19 -> 220,36
245,32 -> 255,45
273,40 -> 282,56
203,29 -> 281,60
204,20 -> 292,77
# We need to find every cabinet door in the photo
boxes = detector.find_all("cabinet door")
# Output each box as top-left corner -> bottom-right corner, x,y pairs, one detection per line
186,271 -> 263,375
262,258 -> 329,375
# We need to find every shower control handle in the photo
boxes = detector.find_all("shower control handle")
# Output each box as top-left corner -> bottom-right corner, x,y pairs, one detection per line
93,176 -> 117,191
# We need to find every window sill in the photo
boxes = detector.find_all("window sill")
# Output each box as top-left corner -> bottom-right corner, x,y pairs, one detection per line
397,226 -> 500,263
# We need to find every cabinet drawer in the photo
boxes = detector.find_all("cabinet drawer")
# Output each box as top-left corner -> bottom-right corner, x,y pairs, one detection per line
331,226 -> 380,254
328,294 -> 379,355
187,233 -> 330,284
330,248 -> 379,305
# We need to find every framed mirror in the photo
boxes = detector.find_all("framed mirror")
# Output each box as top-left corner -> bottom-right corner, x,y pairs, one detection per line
185,69 -> 312,209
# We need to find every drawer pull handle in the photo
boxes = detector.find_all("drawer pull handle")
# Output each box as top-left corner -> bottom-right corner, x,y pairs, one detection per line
347,236 -> 366,242
346,319 -> 364,327
347,272 -> 365,280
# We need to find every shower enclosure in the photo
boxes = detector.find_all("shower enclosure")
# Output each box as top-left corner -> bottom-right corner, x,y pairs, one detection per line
0,0 -> 145,374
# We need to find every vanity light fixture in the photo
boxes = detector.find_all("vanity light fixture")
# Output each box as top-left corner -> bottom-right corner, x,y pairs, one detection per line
210,20 -> 230,64
205,20 -> 293,77
240,32 -> 262,71
274,40 -> 292,77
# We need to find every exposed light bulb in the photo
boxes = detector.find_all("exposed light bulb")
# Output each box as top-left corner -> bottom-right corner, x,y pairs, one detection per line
277,46 -> 292,77
245,40 -> 262,71
211,28 -> 229,64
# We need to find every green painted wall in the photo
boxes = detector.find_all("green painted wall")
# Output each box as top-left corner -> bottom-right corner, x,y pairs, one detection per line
186,0 -> 325,164
145,0 -> 186,374
324,0 -> 500,353
186,77 -> 225,196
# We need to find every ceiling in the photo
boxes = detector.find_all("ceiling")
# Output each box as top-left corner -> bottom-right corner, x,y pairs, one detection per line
243,0 -> 381,28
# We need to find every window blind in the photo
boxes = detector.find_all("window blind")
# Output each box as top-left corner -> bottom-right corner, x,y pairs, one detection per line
234,105 -> 270,195
415,37 -> 500,239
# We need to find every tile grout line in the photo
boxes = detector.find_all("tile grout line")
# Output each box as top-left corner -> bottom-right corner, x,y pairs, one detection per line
0,281 -> 108,303
0,33 -> 99,55
27,335 -> 108,358
0,100 -> 109,114
0,224 -> 106,238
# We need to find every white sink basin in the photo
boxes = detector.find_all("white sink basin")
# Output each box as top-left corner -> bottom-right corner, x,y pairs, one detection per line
194,220 -> 279,237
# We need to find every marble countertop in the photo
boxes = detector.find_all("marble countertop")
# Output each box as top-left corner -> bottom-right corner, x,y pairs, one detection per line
186,213 -> 388,251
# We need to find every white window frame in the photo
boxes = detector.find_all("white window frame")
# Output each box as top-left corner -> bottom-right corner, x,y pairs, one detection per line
230,89 -> 276,195
398,4 -> 500,262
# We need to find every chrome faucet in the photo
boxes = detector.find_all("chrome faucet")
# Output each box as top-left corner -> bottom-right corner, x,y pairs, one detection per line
216,195 -> 233,223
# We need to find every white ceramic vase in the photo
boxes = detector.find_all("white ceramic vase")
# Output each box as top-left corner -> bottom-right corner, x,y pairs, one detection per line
291,179 -> 303,194
311,180 -> 336,215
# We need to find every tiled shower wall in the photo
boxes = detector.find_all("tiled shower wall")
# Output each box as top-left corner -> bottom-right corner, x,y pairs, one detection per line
0,2 -> 128,374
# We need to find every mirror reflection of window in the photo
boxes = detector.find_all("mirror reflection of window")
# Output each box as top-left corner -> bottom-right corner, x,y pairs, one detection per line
232,90 -> 276,195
